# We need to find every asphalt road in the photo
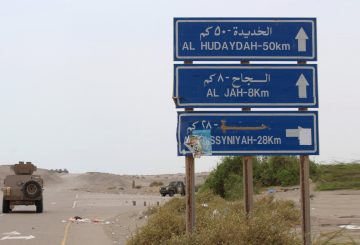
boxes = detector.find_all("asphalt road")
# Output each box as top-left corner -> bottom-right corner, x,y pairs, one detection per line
0,187 -> 167,245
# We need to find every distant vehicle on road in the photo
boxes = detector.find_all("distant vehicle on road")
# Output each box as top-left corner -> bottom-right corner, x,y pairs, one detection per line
2,162 -> 44,213
160,181 -> 185,197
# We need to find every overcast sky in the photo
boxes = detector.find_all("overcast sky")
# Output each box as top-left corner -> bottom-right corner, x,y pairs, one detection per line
0,0 -> 359,174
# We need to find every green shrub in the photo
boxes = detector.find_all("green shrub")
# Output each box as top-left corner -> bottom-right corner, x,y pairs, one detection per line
199,156 -> 247,198
223,173 -> 243,200
149,181 -> 164,187
315,163 -> 360,191
200,156 -> 320,200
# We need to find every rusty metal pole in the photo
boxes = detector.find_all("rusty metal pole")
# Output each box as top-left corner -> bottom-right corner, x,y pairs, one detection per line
241,60 -> 254,215
185,151 -> 195,232
184,60 -> 195,233
300,153 -> 311,245
298,60 -> 311,245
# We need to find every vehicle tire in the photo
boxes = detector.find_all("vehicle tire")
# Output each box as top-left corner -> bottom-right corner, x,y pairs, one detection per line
35,198 -> 43,213
161,193 -> 166,197
2,198 -> 10,213
168,191 -> 174,197
23,181 -> 42,198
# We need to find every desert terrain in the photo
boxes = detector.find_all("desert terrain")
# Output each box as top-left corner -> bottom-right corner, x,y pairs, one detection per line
1,165 -> 359,244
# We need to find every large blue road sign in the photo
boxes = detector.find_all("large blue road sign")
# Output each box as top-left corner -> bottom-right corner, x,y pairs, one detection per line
177,111 -> 319,156
174,64 -> 318,108
174,18 -> 317,61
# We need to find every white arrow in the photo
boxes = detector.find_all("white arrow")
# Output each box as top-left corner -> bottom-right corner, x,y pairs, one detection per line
1,235 -> 35,240
296,74 -> 309,98
295,27 -> 308,52
286,127 -> 312,145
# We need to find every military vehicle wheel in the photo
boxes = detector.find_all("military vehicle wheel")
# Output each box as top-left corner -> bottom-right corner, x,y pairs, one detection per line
2,198 -> 10,213
168,190 -> 174,197
23,181 -> 42,198
35,199 -> 43,213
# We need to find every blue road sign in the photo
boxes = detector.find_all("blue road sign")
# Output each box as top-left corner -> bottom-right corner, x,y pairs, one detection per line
174,18 -> 317,61
174,64 -> 318,108
177,111 -> 319,156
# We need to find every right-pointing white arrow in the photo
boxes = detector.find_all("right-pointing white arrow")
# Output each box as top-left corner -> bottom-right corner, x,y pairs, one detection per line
296,73 -> 309,98
295,27 -> 309,52
286,127 -> 312,145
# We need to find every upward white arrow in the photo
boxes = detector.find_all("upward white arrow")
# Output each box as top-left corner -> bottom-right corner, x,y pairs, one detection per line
296,74 -> 309,98
295,28 -> 309,52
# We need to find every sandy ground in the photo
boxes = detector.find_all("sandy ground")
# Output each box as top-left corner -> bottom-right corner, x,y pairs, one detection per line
264,186 -> 360,242
1,165 -> 359,243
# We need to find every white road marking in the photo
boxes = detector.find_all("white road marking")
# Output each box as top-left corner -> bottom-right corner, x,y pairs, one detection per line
75,193 -> 78,199
1,235 -> 35,240
72,201 -> 77,209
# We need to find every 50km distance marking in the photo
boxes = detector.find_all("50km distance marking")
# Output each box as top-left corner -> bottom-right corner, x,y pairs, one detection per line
174,18 -> 317,61
174,64 -> 318,108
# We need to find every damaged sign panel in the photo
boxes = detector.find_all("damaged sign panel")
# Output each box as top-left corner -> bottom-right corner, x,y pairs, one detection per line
174,18 -> 317,61
174,64 -> 318,108
177,111 -> 319,156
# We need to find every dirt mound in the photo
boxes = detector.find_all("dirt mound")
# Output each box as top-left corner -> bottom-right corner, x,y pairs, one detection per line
0,165 -> 63,187
1,164 -> 208,194
69,172 -> 207,195
72,172 -> 140,194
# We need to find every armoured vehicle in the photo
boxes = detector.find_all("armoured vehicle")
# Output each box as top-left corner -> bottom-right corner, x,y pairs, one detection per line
2,162 -> 43,213
160,181 -> 185,197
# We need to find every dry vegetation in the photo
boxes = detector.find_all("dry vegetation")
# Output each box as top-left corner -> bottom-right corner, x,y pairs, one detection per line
127,192 -> 301,245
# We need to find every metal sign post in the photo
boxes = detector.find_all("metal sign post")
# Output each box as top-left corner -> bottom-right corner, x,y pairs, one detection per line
185,152 -> 195,232
184,61 -> 195,233
299,60 -> 311,245
241,60 -> 254,214
243,154 -> 253,214
300,154 -> 311,244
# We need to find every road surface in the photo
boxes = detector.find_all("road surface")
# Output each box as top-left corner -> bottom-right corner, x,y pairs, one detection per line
0,176 -> 167,245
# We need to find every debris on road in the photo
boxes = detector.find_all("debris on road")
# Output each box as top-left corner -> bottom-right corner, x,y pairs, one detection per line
66,216 -> 111,225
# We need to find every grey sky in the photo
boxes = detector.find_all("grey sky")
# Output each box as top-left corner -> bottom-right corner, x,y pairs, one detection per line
0,0 -> 359,174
